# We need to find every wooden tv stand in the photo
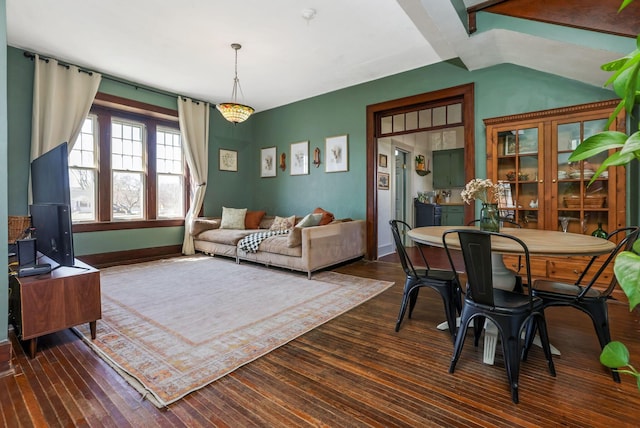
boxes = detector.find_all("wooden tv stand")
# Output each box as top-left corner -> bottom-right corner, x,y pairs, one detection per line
9,256 -> 101,358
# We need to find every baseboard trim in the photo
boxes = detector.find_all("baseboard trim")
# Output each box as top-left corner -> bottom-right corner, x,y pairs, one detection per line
78,245 -> 183,268
0,339 -> 13,379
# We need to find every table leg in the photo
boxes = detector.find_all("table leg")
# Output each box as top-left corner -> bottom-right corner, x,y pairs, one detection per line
29,338 -> 38,359
483,254 -> 516,364
89,321 -> 97,340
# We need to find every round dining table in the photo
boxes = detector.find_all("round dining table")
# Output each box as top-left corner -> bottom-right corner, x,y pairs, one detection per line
407,225 -> 615,364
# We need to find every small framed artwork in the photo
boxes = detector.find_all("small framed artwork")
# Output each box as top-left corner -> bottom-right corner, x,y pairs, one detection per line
378,172 -> 390,190
219,148 -> 238,172
260,147 -> 277,177
325,134 -> 348,173
504,134 -> 517,156
378,153 -> 388,168
290,141 -> 309,175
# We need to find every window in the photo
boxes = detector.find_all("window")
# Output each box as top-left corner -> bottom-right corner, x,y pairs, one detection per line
156,127 -> 184,218
70,93 -> 188,231
69,116 -> 98,222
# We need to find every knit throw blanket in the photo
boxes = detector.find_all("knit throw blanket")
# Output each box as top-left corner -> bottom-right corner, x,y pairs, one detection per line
238,229 -> 290,253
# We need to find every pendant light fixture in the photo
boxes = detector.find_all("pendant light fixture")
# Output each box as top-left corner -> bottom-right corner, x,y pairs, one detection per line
216,43 -> 254,124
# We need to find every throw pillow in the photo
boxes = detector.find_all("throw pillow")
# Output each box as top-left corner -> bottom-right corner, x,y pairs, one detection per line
270,215 -> 296,231
287,227 -> 303,248
313,207 -> 335,226
220,207 -> 247,229
245,210 -> 266,229
295,213 -> 323,228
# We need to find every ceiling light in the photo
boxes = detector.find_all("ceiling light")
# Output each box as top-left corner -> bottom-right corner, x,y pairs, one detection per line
301,8 -> 316,22
216,43 -> 254,124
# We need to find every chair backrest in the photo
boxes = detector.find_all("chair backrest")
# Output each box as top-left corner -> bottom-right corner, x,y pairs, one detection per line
578,226 -> 640,298
389,220 -> 430,278
443,229 -> 533,307
467,218 -> 522,229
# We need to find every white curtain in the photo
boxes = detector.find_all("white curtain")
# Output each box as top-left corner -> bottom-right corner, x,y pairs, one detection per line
31,54 -> 102,159
178,97 -> 210,255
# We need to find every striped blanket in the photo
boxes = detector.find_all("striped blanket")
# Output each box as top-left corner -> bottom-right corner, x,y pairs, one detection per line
237,229 -> 290,253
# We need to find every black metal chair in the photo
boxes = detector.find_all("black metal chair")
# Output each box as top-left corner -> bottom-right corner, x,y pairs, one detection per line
467,218 -> 525,292
389,220 -> 461,337
442,228 -> 555,404
523,226 -> 640,382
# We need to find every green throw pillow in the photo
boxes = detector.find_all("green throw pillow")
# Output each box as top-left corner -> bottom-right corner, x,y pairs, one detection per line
220,207 -> 247,229
295,213 -> 323,228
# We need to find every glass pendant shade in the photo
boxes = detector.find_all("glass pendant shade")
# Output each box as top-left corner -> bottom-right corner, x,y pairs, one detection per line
217,43 -> 254,124
216,102 -> 254,124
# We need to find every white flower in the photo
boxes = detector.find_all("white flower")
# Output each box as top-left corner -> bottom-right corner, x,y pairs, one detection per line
461,178 -> 504,205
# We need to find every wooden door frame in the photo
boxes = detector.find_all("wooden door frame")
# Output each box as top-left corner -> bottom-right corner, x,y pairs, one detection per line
365,83 -> 475,259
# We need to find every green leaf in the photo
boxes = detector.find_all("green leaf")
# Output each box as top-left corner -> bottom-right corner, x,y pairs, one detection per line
619,131 -> 640,154
619,0 -> 635,12
614,251 -> 640,311
600,341 -> 630,367
568,131 -> 627,161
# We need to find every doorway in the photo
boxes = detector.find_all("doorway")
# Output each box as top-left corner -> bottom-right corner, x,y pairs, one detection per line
366,83 -> 475,259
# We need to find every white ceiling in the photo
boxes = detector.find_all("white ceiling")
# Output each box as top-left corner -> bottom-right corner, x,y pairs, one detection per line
6,0 -> 624,113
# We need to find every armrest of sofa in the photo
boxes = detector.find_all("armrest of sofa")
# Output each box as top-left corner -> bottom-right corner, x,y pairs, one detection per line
300,219 -> 365,270
192,217 -> 221,236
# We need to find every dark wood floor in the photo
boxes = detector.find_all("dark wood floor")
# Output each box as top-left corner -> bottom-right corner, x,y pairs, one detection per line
2,250 -> 640,427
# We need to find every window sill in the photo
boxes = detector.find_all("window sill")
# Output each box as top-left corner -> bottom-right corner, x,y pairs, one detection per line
73,219 -> 185,233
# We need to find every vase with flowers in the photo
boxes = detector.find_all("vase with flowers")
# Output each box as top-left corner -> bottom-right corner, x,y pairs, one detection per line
461,178 -> 504,232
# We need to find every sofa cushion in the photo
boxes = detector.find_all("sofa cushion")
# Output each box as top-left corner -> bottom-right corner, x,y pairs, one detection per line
313,207 -> 335,225
270,215 -> 296,230
295,213 -> 322,228
220,207 -> 247,229
259,235 -> 303,257
245,210 -> 266,229
197,228 -> 255,246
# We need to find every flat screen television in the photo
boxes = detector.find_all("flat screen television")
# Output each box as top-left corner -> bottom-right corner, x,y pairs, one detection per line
31,142 -> 71,206
30,142 -> 75,267
30,203 -> 75,267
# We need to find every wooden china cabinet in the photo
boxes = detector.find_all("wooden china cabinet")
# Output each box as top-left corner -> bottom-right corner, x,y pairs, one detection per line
485,100 -> 626,286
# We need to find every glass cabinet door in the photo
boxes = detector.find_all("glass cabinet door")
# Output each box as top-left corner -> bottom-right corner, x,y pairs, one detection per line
554,118 -> 610,235
495,126 -> 541,229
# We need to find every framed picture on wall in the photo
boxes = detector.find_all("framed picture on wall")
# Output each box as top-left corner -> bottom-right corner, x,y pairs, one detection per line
260,147 -> 276,177
378,153 -> 388,168
378,172 -> 389,190
219,149 -> 238,172
325,134 -> 348,173
290,141 -> 309,175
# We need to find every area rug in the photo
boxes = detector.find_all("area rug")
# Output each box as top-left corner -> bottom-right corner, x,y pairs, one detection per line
74,255 -> 393,407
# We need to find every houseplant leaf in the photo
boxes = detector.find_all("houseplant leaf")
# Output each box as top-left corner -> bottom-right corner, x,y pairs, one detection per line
600,341 -> 630,368
568,131 -> 627,161
614,250 -> 640,310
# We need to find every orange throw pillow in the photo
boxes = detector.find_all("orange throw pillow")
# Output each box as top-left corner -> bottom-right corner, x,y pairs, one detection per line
245,210 -> 266,229
313,207 -> 335,226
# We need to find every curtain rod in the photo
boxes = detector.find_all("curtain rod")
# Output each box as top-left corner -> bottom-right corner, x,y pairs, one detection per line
23,50 -> 212,106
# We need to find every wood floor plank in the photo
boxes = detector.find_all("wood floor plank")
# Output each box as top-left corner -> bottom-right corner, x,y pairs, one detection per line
1,253 -> 639,427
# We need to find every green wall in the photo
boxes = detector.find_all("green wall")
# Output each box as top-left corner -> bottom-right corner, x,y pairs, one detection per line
1,0 -> 8,343
5,48 -> 618,257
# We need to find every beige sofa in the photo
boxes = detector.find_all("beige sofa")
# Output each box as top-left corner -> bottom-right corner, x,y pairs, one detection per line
192,216 -> 366,278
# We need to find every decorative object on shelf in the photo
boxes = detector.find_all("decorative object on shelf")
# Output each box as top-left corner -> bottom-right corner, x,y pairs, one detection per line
480,203 -> 500,232
313,147 -> 321,168
505,170 -> 529,181
506,171 -> 516,181
415,155 -> 431,176
442,189 -> 452,203
591,222 -> 608,239
219,149 -> 238,172
564,195 -> 606,208
559,216 -> 571,233
260,147 -> 276,177
216,43 -> 254,124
